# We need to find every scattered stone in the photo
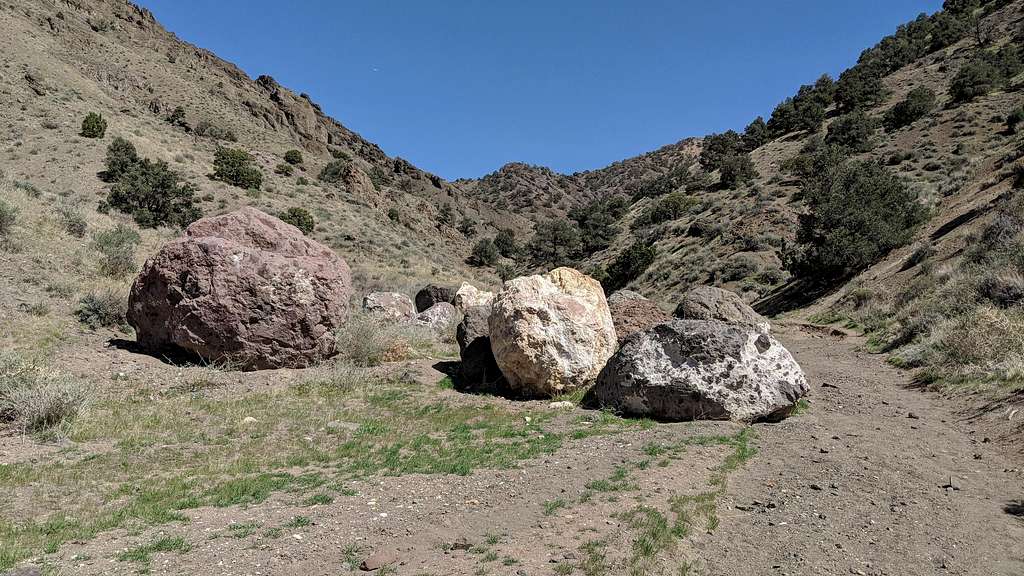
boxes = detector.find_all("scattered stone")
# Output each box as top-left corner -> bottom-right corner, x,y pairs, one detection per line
673,285 -> 770,332
3,567 -> 42,576
453,282 -> 495,313
548,401 -> 575,410
360,550 -> 399,571
586,319 -> 808,422
128,207 -> 352,370
907,412 -> 920,419
490,267 -> 617,397
606,289 -> 672,346
415,284 -> 455,313
363,291 -> 416,322
241,416 -> 258,425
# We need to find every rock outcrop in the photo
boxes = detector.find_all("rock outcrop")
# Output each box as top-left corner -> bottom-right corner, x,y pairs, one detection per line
452,282 -> 495,313
607,290 -> 672,346
489,268 -> 617,397
127,207 -> 352,370
586,320 -> 808,422
674,286 -> 770,331
415,284 -> 455,313
362,291 -> 415,322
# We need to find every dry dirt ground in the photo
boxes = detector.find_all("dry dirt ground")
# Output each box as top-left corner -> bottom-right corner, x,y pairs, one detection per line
3,325 -> 1023,576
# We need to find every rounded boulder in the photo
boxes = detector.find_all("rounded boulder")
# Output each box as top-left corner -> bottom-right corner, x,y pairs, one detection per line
489,267 -> 617,397
128,207 -> 352,370
586,319 -> 808,422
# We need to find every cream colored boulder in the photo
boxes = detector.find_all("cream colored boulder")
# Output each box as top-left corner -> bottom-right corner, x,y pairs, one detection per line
453,282 -> 495,313
489,267 -> 617,397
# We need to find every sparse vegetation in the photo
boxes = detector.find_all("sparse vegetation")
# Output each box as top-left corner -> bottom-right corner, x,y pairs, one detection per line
279,207 -> 315,235
284,149 -> 304,165
74,289 -> 129,331
80,112 -> 107,138
212,147 -> 264,190
318,159 -> 350,184
0,351 -> 89,435
0,197 -> 17,239
194,120 -> 237,142
883,87 -> 936,131
102,138 -> 202,228
92,223 -> 141,278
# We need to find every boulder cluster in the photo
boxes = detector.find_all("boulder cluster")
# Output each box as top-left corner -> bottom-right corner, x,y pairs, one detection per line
128,208 -> 808,421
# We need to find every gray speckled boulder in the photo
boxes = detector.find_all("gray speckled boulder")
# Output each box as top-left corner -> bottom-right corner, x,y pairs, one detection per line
586,319 -> 807,422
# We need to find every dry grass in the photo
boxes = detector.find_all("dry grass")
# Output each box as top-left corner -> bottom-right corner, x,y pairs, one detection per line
0,350 -> 89,436
334,312 -> 457,366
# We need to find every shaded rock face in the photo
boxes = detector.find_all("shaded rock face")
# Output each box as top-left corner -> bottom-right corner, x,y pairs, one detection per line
674,286 -> 769,331
607,290 -> 672,346
456,305 -> 506,391
587,320 -> 808,422
415,284 -> 455,313
452,282 -> 495,313
415,302 -> 458,333
489,268 -> 617,397
362,292 -> 415,322
128,207 -> 352,370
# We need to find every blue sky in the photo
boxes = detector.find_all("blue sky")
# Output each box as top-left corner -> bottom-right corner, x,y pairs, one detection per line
137,1 -> 943,179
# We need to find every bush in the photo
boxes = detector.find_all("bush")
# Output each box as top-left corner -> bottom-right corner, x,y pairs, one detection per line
436,203 -> 455,228
80,112 -> 107,138
318,159 -> 350,183
719,154 -> 758,188
825,111 -> 877,153
743,116 -> 769,150
835,67 -> 885,111
194,120 -> 237,142
333,313 -> 438,367
468,238 -> 499,267
165,106 -> 188,129
0,197 -> 17,238
103,137 -> 140,182
56,205 -> 87,238
950,58 -> 1002,103
1006,108 -> 1024,134
494,229 -> 518,258
634,192 -> 693,228
603,241 -> 657,293
387,207 -> 400,222
92,224 -> 141,278
74,290 -> 128,331
284,149 -> 304,165
458,216 -> 477,238
274,163 -> 295,176
212,147 -> 263,190
528,219 -> 581,267
0,351 -> 89,434
570,195 -> 628,253
279,207 -> 315,235
789,156 -> 927,280
106,153 -> 202,228
883,87 -> 937,131
700,131 -> 744,172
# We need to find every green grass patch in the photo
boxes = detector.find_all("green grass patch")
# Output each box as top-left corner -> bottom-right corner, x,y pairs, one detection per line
0,373 -> 567,570
543,498 -> 568,516
117,536 -> 190,564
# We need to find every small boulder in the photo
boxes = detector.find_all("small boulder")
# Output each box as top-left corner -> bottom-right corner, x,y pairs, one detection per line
674,285 -> 770,331
453,282 -> 495,313
456,305 -> 506,390
415,284 -> 456,312
362,291 -> 415,322
415,302 -> 458,332
360,550 -> 399,571
586,319 -> 808,422
128,207 -> 352,370
489,267 -> 617,397
607,290 -> 672,346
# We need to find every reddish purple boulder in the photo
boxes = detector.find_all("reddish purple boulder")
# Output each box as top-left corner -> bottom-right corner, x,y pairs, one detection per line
127,207 -> 352,369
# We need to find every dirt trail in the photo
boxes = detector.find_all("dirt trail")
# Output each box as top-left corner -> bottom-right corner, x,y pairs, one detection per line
42,324 -> 1024,576
700,324 -> 1024,576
